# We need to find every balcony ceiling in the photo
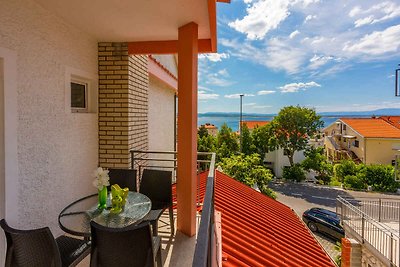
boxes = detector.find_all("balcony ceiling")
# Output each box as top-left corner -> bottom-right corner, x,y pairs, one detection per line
33,0 -> 211,42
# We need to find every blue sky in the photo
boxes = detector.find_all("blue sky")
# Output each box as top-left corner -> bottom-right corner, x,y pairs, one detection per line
198,0 -> 400,114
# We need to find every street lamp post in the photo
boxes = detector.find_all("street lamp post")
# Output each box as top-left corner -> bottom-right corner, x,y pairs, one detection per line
239,94 -> 244,153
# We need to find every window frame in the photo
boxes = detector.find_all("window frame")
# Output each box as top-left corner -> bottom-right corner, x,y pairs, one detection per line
70,79 -> 88,113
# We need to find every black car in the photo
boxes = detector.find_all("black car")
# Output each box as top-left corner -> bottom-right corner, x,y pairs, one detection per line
302,207 -> 344,240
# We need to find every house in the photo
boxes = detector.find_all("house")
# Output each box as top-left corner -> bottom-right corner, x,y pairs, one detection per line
199,123 -> 218,136
323,117 -> 400,165
240,120 -> 269,130
239,120 -> 308,178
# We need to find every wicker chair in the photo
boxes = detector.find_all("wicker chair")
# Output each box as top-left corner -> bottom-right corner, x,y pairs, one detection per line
107,168 -> 137,191
90,221 -> 162,267
140,169 -> 174,236
0,219 -> 90,267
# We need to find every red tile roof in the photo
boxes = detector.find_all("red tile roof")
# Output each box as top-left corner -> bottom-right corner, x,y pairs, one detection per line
241,121 -> 269,129
198,171 -> 335,267
340,118 -> 400,138
379,116 -> 400,129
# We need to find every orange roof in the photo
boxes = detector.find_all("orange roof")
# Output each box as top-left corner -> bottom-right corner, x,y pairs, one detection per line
195,171 -> 335,267
340,118 -> 400,138
379,116 -> 400,129
201,123 -> 217,129
241,120 -> 269,129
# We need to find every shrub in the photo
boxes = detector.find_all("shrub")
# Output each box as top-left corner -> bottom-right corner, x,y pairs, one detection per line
283,164 -> 305,182
219,153 -> 276,198
334,160 -> 358,182
359,164 -> 399,192
343,175 -> 366,190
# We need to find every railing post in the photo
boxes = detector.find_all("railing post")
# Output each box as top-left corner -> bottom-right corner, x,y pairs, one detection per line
390,233 -> 394,265
361,215 -> 365,241
378,198 -> 382,222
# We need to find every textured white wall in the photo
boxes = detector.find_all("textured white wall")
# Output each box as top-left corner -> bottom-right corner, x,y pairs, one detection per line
0,0 -> 98,234
0,59 -> 4,265
265,148 -> 305,178
148,76 -> 176,169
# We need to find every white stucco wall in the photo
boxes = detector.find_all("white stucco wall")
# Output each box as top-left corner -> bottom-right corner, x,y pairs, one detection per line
148,75 -> 176,170
0,0 -> 98,236
265,148 -> 305,178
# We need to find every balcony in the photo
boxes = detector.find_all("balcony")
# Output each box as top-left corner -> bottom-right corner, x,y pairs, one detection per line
337,196 -> 400,266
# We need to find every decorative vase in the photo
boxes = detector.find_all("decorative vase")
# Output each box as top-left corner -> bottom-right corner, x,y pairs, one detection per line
98,186 -> 108,210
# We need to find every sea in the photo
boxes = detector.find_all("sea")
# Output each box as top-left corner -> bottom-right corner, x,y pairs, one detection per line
198,114 -> 373,132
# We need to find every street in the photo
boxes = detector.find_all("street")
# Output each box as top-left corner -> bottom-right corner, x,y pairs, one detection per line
269,181 -> 400,263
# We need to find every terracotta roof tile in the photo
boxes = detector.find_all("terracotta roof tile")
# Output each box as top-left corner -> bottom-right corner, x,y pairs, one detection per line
197,171 -> 335,267
379,116 -> 400,129
340,118 -> 400,138
241,121 -> 269,129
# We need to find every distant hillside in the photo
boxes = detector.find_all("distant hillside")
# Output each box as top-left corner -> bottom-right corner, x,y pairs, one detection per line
199,108 -> 400,118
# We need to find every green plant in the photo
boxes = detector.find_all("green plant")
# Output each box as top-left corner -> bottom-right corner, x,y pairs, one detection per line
359,164 -> 399,192
282,164 -> 306,182
343,174 -> 366,190
302,147 -> 333,185
268,106 -> 323,166
334,160 -> 358,182
329,176 -> 342,187
219,153 -> 276,198
334,241 -> 342,266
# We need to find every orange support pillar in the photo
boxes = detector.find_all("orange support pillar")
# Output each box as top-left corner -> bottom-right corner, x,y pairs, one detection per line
177,22 -> 198,236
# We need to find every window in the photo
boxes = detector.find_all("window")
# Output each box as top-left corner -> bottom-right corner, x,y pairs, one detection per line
343,125 -> 347,131
71,81 -> 88,112
65,67 -> 97,114
283,149 -> 290,156
354,140 -> 359,148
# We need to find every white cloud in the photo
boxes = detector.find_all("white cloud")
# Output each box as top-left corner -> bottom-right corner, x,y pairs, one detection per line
198,53 -> 230,62
228,0 -> 291,40
198,91 -> 219,100
218,69 -> 229,77
343,25 -> 400,56
308,54 -> 334,69
206,76 -> 235,87
350,2 -> 400,28
224,93 -> 255,99
198,85 -> 214,92
257,90 -> 276,95
244,103 -> 256,106
304,14 -> 316,23
354,16 -> 374,28
289,30 -> 300,39
279,81 -> 321,93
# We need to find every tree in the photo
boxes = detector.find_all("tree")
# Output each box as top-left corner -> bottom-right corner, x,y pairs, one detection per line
252,124 -> 275,157
241,124 -> 256,155
269,106 -> 323,166
198,125 -> 209,138
302,147 -> 333,184
216,123 -> 239,161
219,153 -> 276,198
197,134 -> 216,171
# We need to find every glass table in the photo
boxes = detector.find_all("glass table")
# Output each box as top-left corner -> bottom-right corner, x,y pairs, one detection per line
58,191 -> 151,238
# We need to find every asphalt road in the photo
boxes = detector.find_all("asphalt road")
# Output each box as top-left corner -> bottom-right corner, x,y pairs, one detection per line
269,181 -> 400,263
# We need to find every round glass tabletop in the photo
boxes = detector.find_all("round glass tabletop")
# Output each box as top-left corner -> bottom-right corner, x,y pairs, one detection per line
58,191 -> 151,238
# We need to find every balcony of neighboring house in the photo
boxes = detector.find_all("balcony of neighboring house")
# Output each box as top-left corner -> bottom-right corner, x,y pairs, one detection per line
325,134 -> 362,164
337,196 -> 400,267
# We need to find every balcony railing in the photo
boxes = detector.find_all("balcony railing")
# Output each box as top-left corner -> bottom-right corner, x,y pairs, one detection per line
129,150 -> 218,266
337,196 -> 400,266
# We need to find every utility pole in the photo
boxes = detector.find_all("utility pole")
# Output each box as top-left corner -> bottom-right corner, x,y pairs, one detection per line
396,64 -> 400,96
239,94 -> 244,153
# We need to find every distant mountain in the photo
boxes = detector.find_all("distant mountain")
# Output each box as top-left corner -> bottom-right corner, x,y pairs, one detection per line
319,108 -> 400,117
199,108 -> 400,118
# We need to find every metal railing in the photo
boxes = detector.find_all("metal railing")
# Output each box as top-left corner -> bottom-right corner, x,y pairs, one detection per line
337,196 -> 400,266
130,149 -> 218,266
193,152 -> 217,267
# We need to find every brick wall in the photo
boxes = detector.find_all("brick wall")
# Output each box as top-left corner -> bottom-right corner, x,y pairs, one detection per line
98,42 -> 149,168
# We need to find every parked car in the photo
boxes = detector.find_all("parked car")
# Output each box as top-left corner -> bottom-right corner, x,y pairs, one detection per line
302,207 -> 344,240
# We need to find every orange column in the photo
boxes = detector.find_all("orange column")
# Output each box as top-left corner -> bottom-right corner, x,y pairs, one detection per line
177,22 -> 198,236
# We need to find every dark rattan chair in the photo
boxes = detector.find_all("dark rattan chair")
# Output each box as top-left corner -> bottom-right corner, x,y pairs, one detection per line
0,219 -> 90,267
140,169 -> 174,236
107,168 -> 137,191
90,221 -> 162,267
